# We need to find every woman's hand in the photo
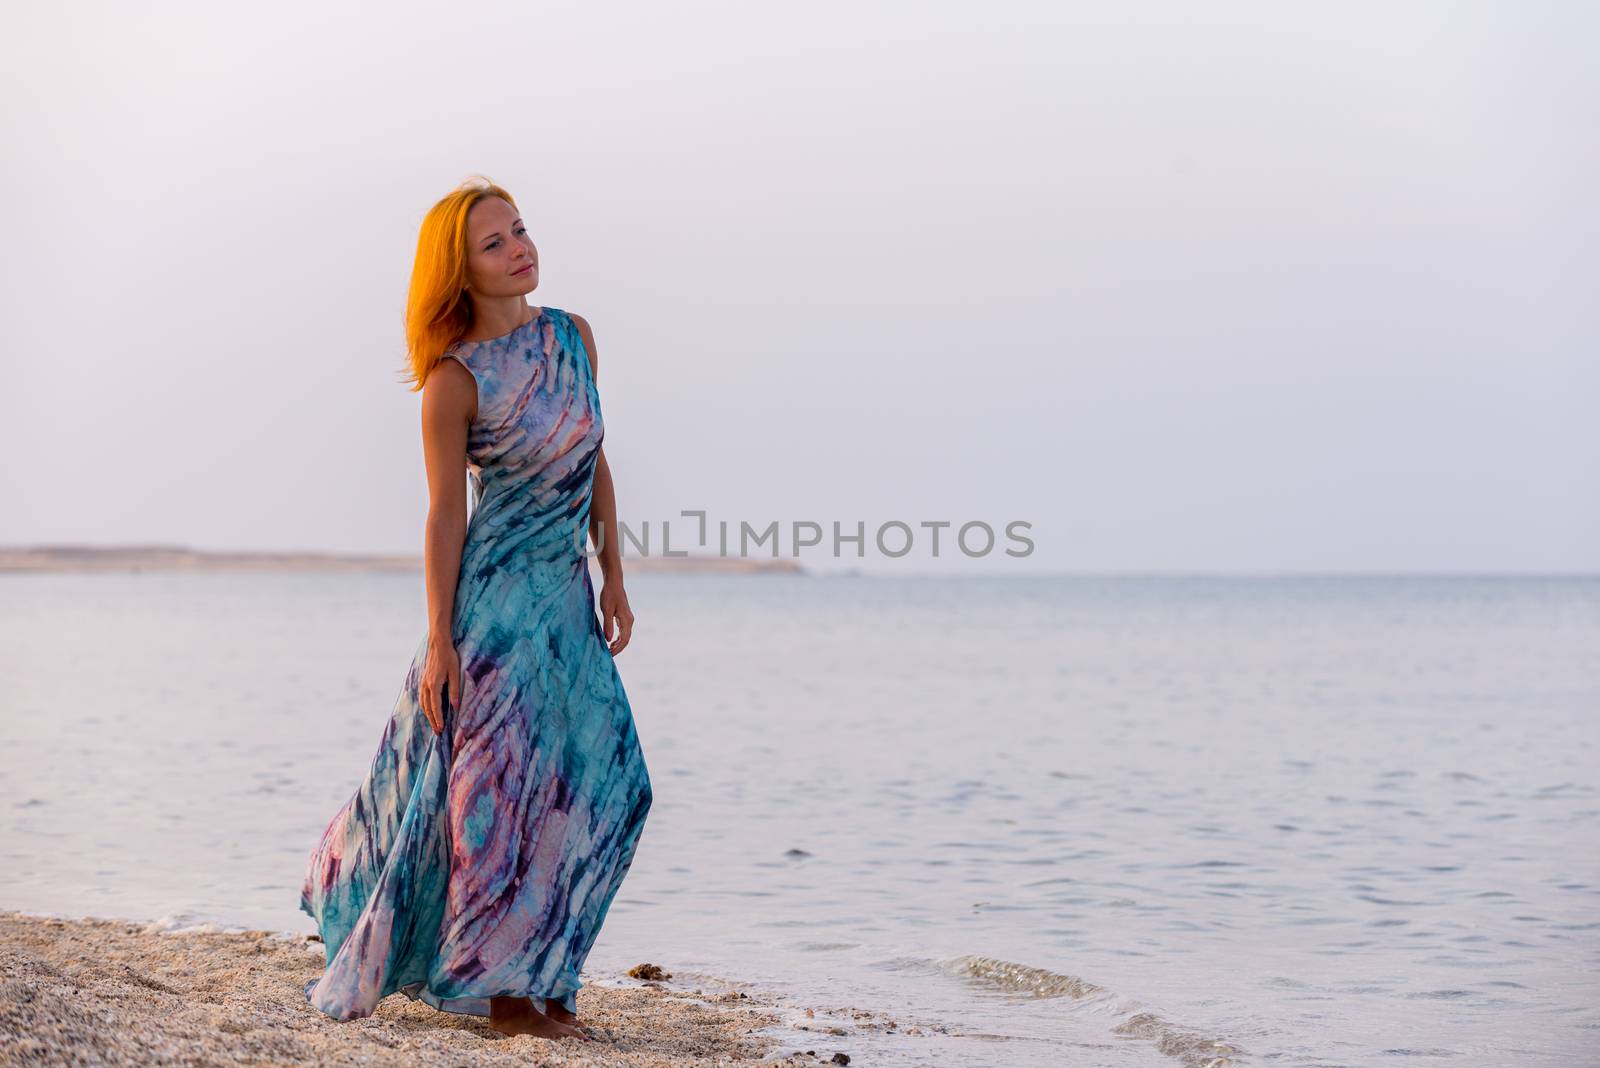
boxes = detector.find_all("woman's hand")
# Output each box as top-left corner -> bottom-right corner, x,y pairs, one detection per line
599,576 -> 634,656
419,638 -> 462,735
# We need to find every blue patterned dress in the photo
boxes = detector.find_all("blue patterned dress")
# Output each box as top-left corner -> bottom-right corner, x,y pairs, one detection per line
299,306 -> 653,1022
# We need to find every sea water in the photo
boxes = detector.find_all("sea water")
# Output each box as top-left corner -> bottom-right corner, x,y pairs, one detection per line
1,572 -> 1595,1066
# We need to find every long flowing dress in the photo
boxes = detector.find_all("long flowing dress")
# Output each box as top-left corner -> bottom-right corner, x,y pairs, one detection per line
299,306 -> 653,1022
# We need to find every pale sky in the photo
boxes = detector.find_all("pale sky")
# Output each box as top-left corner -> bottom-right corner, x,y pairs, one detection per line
2,1 -> 1595,574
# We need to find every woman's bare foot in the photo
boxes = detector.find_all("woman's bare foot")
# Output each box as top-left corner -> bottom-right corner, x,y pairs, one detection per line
544,997 -> 580,1025
488,996 -> 589,1041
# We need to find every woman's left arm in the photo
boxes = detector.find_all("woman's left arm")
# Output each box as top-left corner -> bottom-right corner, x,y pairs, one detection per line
572,312 -> 634,656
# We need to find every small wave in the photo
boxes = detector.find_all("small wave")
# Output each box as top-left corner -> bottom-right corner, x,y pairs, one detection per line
942,955 -> 1106,1001
141,912 -> 238,936
140,907 -> 310,939
931,954 -> 1250,1067
2,906 -> 314,951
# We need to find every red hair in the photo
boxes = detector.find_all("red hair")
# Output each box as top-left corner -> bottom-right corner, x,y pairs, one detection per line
400,175 -> 521,392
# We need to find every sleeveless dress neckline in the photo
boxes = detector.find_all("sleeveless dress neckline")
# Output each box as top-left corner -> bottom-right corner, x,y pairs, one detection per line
451,306 -> 545,355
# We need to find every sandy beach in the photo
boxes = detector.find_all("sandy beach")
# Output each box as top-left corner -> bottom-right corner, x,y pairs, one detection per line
0,911 -> 879,1067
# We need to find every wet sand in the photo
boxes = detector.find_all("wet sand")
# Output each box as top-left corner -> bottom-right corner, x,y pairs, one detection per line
0,911 -> 864,1066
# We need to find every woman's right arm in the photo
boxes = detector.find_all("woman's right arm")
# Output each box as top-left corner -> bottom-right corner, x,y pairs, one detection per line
417,357 -> 477,734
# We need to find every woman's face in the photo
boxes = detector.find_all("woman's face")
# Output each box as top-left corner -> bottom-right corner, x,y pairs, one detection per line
463,196 -> 539,299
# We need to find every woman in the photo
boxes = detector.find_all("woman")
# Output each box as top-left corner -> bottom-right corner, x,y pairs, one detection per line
298,176 -> 653,1042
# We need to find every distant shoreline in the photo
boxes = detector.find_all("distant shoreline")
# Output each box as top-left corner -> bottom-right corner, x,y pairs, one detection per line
0,545 -> 808,576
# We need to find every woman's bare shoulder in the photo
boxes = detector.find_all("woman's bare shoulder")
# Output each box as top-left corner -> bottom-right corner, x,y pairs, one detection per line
422,354 -> 478,423
565,311 -> 599,378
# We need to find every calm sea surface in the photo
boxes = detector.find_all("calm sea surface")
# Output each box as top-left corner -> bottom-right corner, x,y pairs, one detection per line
1,572 -> 1596,1066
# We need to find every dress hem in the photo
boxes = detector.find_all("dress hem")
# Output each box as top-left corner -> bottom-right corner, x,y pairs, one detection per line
301,976 -> 580,1022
